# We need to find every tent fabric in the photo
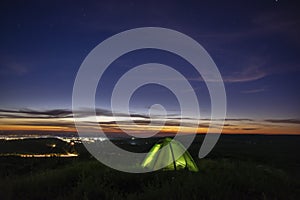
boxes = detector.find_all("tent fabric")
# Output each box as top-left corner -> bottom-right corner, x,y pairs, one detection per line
141,138 -> 199,172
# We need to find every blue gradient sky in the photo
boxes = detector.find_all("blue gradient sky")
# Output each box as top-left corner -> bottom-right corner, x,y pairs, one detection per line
0,0 -> 299,124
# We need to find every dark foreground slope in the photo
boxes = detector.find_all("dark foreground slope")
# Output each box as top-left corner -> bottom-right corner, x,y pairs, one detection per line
0,134 -> 299,200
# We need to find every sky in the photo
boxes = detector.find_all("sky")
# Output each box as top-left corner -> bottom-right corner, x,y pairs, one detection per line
0,0 -> 300,135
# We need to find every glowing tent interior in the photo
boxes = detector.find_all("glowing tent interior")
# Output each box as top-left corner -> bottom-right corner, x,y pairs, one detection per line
141,137 -> 199,172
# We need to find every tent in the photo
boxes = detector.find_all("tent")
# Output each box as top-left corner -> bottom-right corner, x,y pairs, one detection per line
141,137 -> 199,172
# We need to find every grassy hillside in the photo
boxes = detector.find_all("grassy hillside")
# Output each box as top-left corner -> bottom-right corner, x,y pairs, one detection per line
0,135 -> 299,199
0,158 -> 298,200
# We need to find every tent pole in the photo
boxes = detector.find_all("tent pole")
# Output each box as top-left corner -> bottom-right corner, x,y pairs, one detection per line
169,142 -> 177,170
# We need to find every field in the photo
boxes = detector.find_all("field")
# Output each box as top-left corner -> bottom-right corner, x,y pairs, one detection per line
0,134 -> 299,200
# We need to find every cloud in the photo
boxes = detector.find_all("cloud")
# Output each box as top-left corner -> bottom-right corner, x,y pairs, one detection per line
225,118 -> 254,122
189,64 -> 267,83
8,121 -> 75,128
265,119 -> 300,124
1,108 -> 299,134
241,88 -> 267,94
0,108 -> 148,119
0,57 -> 30,76
0,108 -> 73,119
192,9 -> 300,84
240,128 -> 260,131
223,65 -> 267,83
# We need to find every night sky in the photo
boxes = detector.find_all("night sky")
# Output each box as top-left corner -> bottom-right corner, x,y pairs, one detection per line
0,0 -> 300,134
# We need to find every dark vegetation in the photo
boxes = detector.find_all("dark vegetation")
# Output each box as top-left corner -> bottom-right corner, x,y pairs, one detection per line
0,135 -> 299,200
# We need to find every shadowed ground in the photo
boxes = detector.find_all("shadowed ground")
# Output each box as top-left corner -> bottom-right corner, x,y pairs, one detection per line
0,134 -> 299,200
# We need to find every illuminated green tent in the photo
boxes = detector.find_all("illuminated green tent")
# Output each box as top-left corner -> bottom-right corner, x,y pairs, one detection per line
141,138 -> 199,172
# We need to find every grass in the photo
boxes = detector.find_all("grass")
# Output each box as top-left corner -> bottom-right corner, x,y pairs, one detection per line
0,135 -> 299,199
0,157 -> 298,200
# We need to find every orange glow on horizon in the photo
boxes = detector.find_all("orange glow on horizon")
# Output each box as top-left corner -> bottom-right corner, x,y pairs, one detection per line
0,114 -> 299,135
0,123 -> 299,135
